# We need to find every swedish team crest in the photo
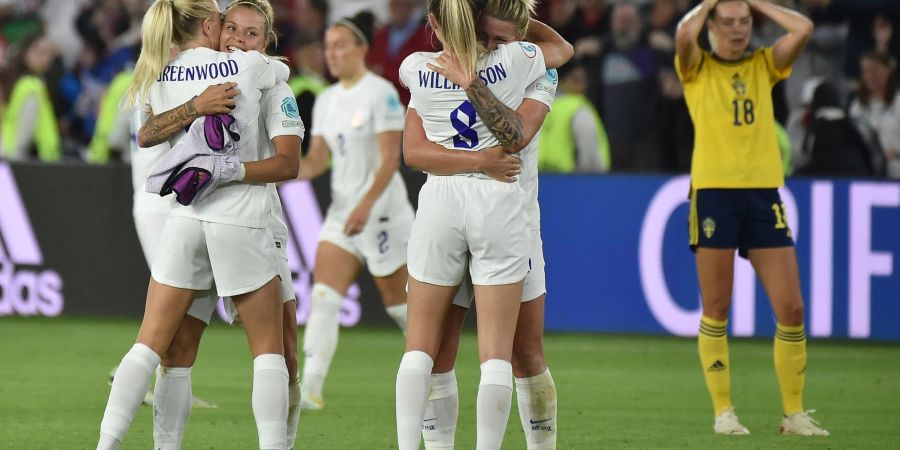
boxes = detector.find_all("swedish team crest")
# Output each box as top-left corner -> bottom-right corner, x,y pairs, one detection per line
731,73 -> 747,98
702,217 -> 716,239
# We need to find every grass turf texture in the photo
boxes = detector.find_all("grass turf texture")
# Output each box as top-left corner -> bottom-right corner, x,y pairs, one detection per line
1,317 -> 898,449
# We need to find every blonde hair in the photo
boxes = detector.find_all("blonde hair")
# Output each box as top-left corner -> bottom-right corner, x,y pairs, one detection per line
224,0 -> 278,51
483,0 -> 536,40
127,0 -> 220,106
428,0 -> 481,76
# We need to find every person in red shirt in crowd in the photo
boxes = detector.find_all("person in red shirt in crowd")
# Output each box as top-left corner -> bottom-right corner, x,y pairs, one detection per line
366,0 -> 439,105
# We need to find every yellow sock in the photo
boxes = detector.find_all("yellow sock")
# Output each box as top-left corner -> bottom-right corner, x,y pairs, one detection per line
698,316 -> 732,416
774,323 -> 807,416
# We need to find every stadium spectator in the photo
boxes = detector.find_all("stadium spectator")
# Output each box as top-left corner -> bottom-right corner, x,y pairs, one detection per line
367,0 -> 437,106
86,68 -> 134,164
288,34 -> 328,154
850,50 -> 900,178
782,0 -> 848,112
597,2 -> 660,172
562,0 -> 609,59
328,0 -> 389,26
538,58 -> 610,173
804,0 -> 900,79
650,0 -> 694,172
1,32 -> 61,162
800,81 -> 881,176
294,0 -> 329,42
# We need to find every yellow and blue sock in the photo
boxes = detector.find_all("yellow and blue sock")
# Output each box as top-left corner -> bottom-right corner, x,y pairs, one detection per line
774,323 -> 807,416
698,316 -> 732,416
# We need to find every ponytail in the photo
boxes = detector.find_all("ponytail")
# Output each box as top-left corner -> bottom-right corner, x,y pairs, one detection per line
127,0 -> 174,106
429,0 -> 481,75
126,0 -> 220,106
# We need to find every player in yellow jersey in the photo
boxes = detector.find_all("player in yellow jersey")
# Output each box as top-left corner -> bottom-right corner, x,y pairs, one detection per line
675,0 -> 829,437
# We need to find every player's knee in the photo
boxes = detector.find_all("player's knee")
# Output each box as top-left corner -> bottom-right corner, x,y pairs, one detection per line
702,297 -> 731,320
379,284 -> 407,307
780,301 -> 805,325
511,344 -> 545,378
163,338 -> 200,367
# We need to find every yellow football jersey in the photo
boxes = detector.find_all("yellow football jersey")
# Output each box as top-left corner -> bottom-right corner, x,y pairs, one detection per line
676,48 -> 791,189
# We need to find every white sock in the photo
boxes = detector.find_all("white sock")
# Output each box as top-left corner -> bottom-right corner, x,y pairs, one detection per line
253,354 -> 289,450
98,343 -> 161,450
300,283 -> 343,397
385,303 -> 408,335
153,366 -> 193,450
396,351 -> 434,450
476,359 -> 513,450
516,368 -> 557,450
286,378 -> 301,449
423,370 -> 458,449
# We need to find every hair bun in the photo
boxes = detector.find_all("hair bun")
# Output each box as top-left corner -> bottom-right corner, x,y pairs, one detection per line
350,10 -> 376,44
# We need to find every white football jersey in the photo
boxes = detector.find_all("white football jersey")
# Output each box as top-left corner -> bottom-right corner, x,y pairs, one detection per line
399,42 -> 546,159
131,101 -> 173,216
148,48 -> 287,228
311,72 -> 407,219
259,80 -> 305,241
520,68 -> 558,228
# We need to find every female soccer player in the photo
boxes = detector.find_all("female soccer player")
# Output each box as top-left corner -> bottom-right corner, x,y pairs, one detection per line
96,1 -> 294,448
675,0 -> 826,436
296,10 -> 413,411
133,1 -> 305,448
403,3 -> 573,448
395,1 -> 551,448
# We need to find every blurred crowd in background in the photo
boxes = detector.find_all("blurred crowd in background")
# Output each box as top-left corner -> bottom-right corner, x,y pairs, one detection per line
0,0 -> 898,178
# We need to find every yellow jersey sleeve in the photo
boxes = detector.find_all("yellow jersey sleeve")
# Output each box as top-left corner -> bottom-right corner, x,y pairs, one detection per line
680,48 -> 787,189
761,47 -> 793,84
674,53 -> 704,84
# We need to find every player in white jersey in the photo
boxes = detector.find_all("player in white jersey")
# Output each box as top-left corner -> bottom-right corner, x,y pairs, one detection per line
394,1 -> 556,449
119,101 -> 216,411
130,2 -> 307,448
401,6 -> 572,448
295,10 -> 413,411
97,1 -> 296,449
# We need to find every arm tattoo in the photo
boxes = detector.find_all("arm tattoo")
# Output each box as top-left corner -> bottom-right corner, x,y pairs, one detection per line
139,99 -> 199,147
464,79 -> 523,147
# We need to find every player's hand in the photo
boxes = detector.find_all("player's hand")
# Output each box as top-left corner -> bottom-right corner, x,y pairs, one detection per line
427,52 -> 477,89
344,202 -> 372,236
193,82 -> 239,115
478,146 -> 521,183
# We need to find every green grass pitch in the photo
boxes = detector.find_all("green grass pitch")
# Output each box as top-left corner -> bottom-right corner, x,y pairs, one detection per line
1,317 -> 898,449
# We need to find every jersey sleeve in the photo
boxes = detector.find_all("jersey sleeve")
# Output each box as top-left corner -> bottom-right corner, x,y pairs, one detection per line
262,81 -> 305,139
243,50 -> 280,90
504,42 -> 547,90
761,47 -> 792,84
373,82 -> 406,133
674,52 -> 704,84
524,68 -> 558,109
398,53 -> 418,109
310,90 -> 328,137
